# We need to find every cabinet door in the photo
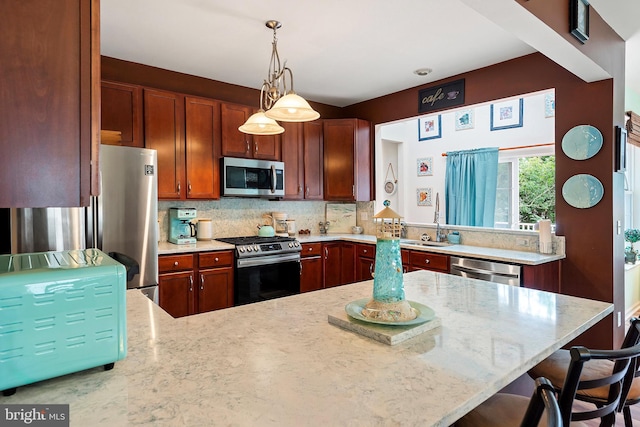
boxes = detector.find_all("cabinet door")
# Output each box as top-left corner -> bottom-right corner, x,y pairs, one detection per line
185,96 -> 219,199
300,256 -> 323,293
522,261 -> 560,292
356,256 -> 375,282
159,271 -> 195,318
253,133 -> 281,160
101,81 -> 143,147
144,89 -> 185,199
303,121 -> 323,200
198,267 -> 234,313
221,103 -> 252,158
281,122 -> 304,199
0,0 -> 99,207
341,242 -> 356,285
409,250 -> 449,272
323,119 -> 371,201
323,243 -> 342,288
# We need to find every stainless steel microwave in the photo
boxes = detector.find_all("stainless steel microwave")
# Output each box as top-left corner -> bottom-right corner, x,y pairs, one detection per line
222,157 -> 285,198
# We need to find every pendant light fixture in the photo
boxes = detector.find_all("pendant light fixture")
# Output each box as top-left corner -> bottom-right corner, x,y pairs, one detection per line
239,20 -> 319,135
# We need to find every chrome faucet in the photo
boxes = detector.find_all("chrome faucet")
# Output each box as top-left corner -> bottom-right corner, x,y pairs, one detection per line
434,210 -> 446,242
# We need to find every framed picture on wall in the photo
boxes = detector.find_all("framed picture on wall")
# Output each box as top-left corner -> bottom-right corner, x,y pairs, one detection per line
616,125 -> 627,172
418,115 -> 442,141
490,98 -> 523,131
544,93 -> 555,118
570,0 -> 589,44
417,157 -> 433,176
455,109 -> 474,130
416,188 -> 433,206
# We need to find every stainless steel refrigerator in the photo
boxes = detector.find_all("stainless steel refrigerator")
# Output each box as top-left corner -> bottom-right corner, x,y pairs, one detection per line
8,145 -> 159,301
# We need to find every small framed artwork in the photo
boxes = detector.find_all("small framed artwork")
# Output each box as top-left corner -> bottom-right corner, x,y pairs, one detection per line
416,188 -> 432,206
490,98 -> 523,131
455,109 -> 474,130
544,93 -> 555,118
418,115 -> 442,141
417,157 -> 433,176
570,0 -> 589,44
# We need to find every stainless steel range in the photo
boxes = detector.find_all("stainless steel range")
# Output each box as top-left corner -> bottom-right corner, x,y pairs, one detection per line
216,236 -> 302,305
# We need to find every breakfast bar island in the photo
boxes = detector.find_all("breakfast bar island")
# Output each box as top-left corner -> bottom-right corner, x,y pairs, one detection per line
3,270 -> 612,426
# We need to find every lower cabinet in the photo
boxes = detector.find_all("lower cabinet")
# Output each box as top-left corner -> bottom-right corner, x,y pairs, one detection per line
300,243 -> 323,293
522,260 -> 560,293
356,243 -> 375,282
408,250 -> 449,273
158,250 -> 234,318
323,241 -> 356,288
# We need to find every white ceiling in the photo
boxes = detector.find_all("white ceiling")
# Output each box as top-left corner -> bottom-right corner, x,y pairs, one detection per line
101,0 -> 640,108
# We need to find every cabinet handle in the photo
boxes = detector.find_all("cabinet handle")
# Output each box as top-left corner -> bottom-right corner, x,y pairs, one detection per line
299,262 -> 303,276
306,186 -> 309,197
324,247 -> 328,260
246,140 -> 250,153
215,257 -> 219,262
363,249 -> 367,254
174,261 -> 179,266
308,247 -> 313,252
352,185 -> 355,197
298,185 -> 302,194
177,181 -> 181,193
369,263 -> 374,277
188,181 -> 192,194
255,141 -> 258,152
189,275 -> 193,292
200,274 -> 204,290
425,258 -> 430,264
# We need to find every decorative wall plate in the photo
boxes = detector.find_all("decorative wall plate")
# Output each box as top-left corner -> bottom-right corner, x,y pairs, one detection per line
561,125 -> 603,160
562,174 -> 604,209
384,179 -> 397,195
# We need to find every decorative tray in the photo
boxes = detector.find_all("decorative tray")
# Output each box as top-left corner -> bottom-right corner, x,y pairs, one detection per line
345,298 -> 435,326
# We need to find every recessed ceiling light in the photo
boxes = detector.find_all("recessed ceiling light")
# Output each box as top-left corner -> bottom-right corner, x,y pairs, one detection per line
414,68 -> 433,76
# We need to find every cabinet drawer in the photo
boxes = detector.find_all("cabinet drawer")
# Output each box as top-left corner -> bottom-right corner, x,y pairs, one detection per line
199,251 -> 234,268
357,244 -> 375,259
409,251 -> 449,272
301,242 -> 322,257
159,254 -> 195,273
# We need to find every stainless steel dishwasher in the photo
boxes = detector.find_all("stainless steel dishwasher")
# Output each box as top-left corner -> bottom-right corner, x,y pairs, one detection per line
449,256 -> 521,286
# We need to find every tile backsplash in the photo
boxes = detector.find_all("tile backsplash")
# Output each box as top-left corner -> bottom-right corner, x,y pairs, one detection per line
158,199 -> 563,256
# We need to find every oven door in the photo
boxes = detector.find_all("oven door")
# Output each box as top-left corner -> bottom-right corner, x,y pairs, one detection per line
235,253 -> 301,305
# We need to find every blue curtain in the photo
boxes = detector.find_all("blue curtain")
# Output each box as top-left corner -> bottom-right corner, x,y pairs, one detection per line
445,147 -> 499,227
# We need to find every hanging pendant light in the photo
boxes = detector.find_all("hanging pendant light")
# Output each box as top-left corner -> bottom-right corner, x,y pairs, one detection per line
239,20 -> 319,134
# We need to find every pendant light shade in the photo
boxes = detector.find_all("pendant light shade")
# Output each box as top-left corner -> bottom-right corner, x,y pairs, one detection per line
238,110 -> 284,135
264,92 -> 320,122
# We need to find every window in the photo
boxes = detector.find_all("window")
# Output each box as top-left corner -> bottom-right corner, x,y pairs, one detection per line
495,152 -> 555,230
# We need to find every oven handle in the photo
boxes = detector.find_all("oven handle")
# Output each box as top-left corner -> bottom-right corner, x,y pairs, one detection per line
270,164 -> 276,193
237,253 -> 301,268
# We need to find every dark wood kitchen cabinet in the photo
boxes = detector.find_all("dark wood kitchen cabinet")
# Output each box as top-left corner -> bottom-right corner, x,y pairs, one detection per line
281,121 -> 323,200
144,90 -> 219,200
323,119 -> 372,201
408,250 -> 449,273
0,0 -> 100,207
197,251 -> 234,313
158,251 -> 234,318
144,89 -> 185,199
220,102 -> 280,160
158,253 -> 196,318
323,241 -> 356,288
300,243 -> 323,293
522,260 -> 560,293
101,80 -> 143,147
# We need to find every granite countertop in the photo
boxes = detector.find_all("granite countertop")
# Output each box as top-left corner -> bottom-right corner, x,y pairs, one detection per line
5,271 -> 611,426
158,234 -> 564,265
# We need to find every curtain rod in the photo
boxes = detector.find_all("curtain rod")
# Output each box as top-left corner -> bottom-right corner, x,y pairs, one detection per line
441,142 -> 554,156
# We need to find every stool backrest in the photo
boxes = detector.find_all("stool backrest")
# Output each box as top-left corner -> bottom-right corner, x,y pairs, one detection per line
522,377 -> 563,427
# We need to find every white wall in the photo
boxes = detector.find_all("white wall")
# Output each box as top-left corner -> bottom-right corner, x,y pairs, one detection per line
376,90 -> 555,225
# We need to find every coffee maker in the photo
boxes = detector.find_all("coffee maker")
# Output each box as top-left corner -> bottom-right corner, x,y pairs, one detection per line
168,208 -> 197,244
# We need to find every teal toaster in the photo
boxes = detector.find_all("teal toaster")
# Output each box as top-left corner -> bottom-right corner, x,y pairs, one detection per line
0,249 -> 127,395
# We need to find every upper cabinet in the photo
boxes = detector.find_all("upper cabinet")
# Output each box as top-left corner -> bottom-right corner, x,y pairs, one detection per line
220,102 -> 280,160
101,81 -> 143,147
0,0 -> 100,207
143,89 -> 220,200
323,119 -> 372,201
281,121 -> 323,200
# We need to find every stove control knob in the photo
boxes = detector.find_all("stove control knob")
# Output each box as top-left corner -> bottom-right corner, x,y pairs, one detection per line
288,242 -> 293,248
294,241 -> 300,247
246,246 -> 252,252
238,247 -> 245,253
254,245 -> 259,252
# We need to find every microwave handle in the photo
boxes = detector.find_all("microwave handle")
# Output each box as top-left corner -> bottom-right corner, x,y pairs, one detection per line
270,164 -> 276,193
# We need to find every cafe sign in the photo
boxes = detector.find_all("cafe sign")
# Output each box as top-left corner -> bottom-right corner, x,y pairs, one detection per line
418,79 -> 465,113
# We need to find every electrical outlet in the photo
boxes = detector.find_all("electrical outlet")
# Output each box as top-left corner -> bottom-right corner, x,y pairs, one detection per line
516,238 -> 529,247
361,212 -> 368,221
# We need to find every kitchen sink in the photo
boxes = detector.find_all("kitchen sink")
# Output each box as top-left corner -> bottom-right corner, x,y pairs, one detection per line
400,239 -> 452,247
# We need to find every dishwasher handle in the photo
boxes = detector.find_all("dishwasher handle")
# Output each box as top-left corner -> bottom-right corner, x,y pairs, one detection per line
450,264 -> 520,279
